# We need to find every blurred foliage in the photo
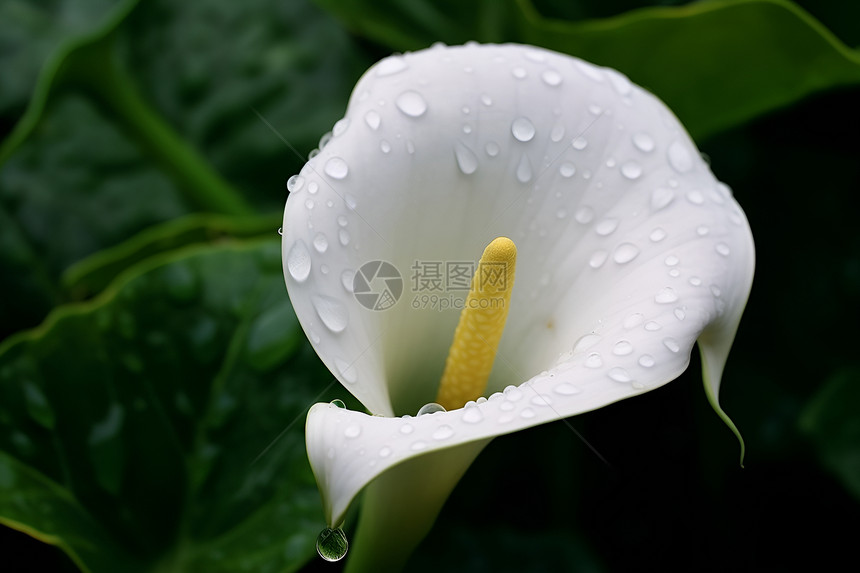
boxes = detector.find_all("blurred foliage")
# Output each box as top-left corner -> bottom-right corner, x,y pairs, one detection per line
1,0 -> 858,571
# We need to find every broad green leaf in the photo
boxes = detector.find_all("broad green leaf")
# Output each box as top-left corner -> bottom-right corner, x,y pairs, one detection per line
117,0 -> 372,211
314,0 -> 860,139
0,94 -> 194,339
62,213 -> 280,302
0,239 -> 338,572
800,368 -> 860,500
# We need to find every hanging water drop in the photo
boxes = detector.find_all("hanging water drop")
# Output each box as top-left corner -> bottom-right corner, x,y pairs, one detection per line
277,227 -> 283,236
454,142 -> 478,174
316,527 -> 348,562
330,399 -> 346,409
324,157 -> 349,180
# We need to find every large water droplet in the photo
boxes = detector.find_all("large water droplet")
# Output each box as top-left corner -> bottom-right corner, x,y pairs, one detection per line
667,141 -> 693,173
364,110 -> 381,131
418,402 -> 446,416
516,154 -> 533,183
330,399 -> 346,409
613,242 -> 640,264
620,161 -> 642,180
324,157 -> 349,180
287,240 -> 312,282
376,55 -> 408,76
313,233 -> 329,253
462,405 -> 483,423
541,69 -> 563,86
632,132 -> 655,153
312,295 -> 349,333
454,142 -> 478,174
317,528 -> 348,562
511,117 -> 536,142
287,175 -> 304,193
651,188 -> 675,211
395,90 -> 427,117
655,287 -> 679,304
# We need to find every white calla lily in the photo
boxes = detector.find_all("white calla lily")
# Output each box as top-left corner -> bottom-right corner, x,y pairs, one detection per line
282,43 -> 754,569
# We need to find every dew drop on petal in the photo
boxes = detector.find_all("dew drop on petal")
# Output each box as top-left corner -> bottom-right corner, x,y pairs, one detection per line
667,141 -> 694,173
638,354 -> 656,368
330,399 -> 346,409
716,242 -> 731,256
511,117 -> 536,142
575,206 -> 594,224
651,187 -> 675,211
376,55 -> 408,76
620,161 -> 642,180
338,229 -> 350,246
585,353 -> 603,368
649,227 -> 667,242
287,240 -> 312,282
559,162 -> 576,178
344,425 -> 361,438
608,367 -> 632,383
433,425 -> 454,440
454,142 -> 478,174
417,403 -> 446,416
613,340 -> 634,356
632,132 -> 655,153
541,69 -> 562,86
613,242 -> 640,264
655,287 -> 679,304
554,383 -> 580,396
364,110 -> 381,130
589,250 -> 608,269
663,338 -> 681,353
595,218 -> 619,236
686,190 -> 705,205
316,528 -> 348,562
516,154 -> 533,183
287,175 -> 304,193
550,124 -> 566,142
485,141 -> 500,157
462,405 -> 483,423
313,233 -> 329,253
572,137 -> 588,150
395,90 -> 428,117
340,269 -> 355,293
324,157 -> 349,180
312,295 -> 349,333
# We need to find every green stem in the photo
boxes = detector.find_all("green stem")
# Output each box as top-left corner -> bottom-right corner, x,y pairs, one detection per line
69,37 -> 254,216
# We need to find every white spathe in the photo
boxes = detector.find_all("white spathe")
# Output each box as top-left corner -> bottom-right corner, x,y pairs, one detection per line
282,43 -> 754,543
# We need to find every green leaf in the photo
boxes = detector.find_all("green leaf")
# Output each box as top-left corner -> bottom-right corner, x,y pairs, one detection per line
315,0 -> 860,139
799,367 -> 860,500
0,239 -> 337,572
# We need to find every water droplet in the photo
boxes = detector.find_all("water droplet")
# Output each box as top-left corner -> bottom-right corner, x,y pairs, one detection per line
520,408 -> 536,419
433,425 -> 454,440
674,308 -> 686,321
589,250 -> 608,269
667,141 -> 693,173
556,209 -> 567,219
462,405 -> 483,423
417,403 -> 446,416
632,132 -> 655,152
541,69 -> 562,86
595,218 -> 618,236
316,527 -> 348,562
411,441 -> 427,451
689,276 -> 702,287
308,181 -> 319,194
312,233 -> 328,253
559,162 -> 576,178
305,199 -> 315,210
344,425 -> 361,438
379,446 -> 392,458
638,354 -> 655,368
608,367 -> 632,383
624,313 -> 644,329
686,190 -> 704,205
606,68 -> 633,95
337,215 -> 348,227
333,118 -> 350,137
325,157 -> 349,180
277,227 -> 283,236
711,284 -> 722,297
312,295 -> 349,333
407,140 -> 415,154
655,287 -> 679,304
574,206 -> 594,224
376,55 -> 408,76
554,383 -> 580,396
341,270 -> 355,292
516,154 -> 533,183
287,240 -> 312,282
663,338 -> 681,353
715,242 -> 731,256
400,423 -> 414,434
462,106 -> 471,115
338,229 -> 350,246
481,94 -> 493,106
330,399 -> 346,409
696,225 -> 709,236
462,124 -> 472,134
649,228 -> 667,242
454,142 -> 478,174
335,358 -> 357,383
550,124 -> 565,142
651,187 -> 675,211
613,340 -> 634,356
395,90 -> 427,117
345,194 -> 357,210
575,60 -> 604,82
511,117 -> 536,142
364,110 -> 381,130
585,353 -> 603,368
620,161 -> 642,180
613,243 -> 640,264
287,175 -> 304,193
511,66 -> 527,79
605,158 -> 617,168
572,137 -> 588,150
644,320 -> 661,331
665,255 -> 680,266
380,140 -> 391,153
504,385 -> 523,401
